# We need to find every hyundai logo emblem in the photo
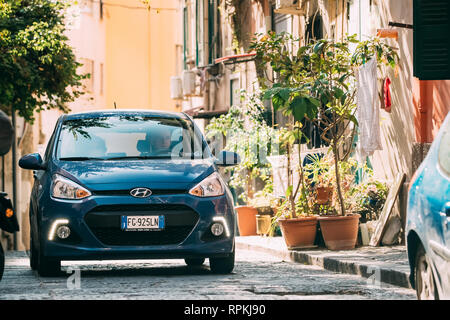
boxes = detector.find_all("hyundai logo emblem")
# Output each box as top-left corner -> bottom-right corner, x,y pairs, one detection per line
130,188 -> 152,198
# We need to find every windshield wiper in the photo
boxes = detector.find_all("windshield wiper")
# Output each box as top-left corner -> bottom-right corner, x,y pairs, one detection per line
59,157 -> 107,161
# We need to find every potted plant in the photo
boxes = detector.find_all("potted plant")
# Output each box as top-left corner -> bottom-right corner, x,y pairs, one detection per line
206,90 -> 279,236
315,158 -> 362,250
249,181 -> 279,236
348,171 -> 389,224
252,32 -> 399,250
304,153 -> 334,205
268,125 -> 319,249
272,199 -> 318,249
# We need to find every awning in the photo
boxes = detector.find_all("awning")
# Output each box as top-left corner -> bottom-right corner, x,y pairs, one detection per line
183,107 -> 229,119
214,52 -> 256,65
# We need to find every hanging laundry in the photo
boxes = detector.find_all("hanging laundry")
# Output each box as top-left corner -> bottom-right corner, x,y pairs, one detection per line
356,58 -> 382,160
383,77 -> 392,113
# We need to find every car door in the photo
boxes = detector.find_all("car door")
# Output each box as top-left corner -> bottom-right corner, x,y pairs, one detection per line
423,115 -> 450,298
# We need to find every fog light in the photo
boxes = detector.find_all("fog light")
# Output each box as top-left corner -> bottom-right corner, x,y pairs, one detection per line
56,225 -> 71,239
211,223 -> 224,236
48,219 -> 69,241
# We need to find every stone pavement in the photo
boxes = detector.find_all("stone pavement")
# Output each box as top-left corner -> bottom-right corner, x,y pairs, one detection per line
1,248 -> 415,300
235,236 -> 412,289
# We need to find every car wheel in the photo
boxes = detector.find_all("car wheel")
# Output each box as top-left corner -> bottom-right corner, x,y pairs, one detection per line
37,254 -> 61,277
415,243 -> 439,300
185,258 -> 205,267
29,235 -> 38,271
36,234 -> 61,277
0,242 -> 4,281
209,250 -> 235,274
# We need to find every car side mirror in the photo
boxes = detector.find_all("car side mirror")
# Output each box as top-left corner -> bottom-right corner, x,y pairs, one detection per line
215,151 -> 241,167
18,153 -> 46,170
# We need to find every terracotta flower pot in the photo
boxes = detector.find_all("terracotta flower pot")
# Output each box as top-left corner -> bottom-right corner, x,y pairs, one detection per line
318,214 -> 361,250
316,186 -> 333,205
278,217 -> 318,249
236,206 -> 258,236
256,214 -> 272,236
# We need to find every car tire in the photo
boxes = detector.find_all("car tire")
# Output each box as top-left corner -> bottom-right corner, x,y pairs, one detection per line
29,235 -> 38,271
0,242 -> 4,281
415,243 -> 439,300
185,258 -> 205,267
36,234 -> 61,277
37,254 -> 61,277
209,250 -> 235,274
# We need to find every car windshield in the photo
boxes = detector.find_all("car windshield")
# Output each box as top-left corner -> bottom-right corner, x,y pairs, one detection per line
57,115 -> 206,160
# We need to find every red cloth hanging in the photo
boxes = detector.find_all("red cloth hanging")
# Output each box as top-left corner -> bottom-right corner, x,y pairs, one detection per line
383,77 -> 392,112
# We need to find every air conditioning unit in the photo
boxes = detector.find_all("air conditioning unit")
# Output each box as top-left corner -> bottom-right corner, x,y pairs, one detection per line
275,0 -> 305,15
170,76 -> 183,100
182,70 -> 196,96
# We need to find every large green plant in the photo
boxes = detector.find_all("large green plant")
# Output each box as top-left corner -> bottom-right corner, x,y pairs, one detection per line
206,90 -> 280,203
251,32 -> 399,216
0,0 -> 87,122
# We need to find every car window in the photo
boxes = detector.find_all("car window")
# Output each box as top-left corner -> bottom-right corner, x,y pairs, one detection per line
43,122 -> 59,162
56,115 -> 205,160
438,120 -> 450,176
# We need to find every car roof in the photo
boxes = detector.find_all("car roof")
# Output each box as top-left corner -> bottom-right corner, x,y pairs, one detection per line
62,109 -> 189,121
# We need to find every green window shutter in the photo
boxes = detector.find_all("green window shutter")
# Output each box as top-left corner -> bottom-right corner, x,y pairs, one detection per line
196,0 -> 199,66
208,0 -> 215,65
196,0 -> 204,67
183,6 -> 188,70
413,0 -> 450,80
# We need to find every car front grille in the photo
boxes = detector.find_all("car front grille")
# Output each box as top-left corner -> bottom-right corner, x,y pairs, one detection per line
88,226 -> 194,246
92,189 -> 187,196
84,204 -> 199,246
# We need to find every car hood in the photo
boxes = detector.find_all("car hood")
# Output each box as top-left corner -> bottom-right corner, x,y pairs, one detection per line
55,158 -> 216,191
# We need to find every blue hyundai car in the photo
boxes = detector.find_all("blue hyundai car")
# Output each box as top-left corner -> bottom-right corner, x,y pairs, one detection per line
406,112 -> 450,300
19,110 -> 240,277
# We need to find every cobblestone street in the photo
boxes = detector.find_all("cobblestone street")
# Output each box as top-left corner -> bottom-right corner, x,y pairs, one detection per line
0,248 -> 416,300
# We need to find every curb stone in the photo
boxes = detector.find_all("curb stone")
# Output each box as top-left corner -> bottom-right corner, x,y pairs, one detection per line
236,237 -> 412,289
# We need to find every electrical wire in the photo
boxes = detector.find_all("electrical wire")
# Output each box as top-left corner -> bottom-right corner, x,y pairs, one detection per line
85,0 -> 177,12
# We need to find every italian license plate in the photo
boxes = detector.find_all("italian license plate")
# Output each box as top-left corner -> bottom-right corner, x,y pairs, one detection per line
121,215 -> 165,231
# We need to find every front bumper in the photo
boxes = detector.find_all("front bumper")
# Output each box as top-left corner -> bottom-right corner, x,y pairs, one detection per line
38,193 -> 235,261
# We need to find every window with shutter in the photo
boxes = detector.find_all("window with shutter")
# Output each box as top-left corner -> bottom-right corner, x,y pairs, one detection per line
196,0 -> 205,67
183,6 -> 188,70
413,0 -> 450,80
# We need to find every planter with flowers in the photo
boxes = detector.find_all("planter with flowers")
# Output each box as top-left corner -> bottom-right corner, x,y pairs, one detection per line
252,32 -> 399,250
348,176 -> 389,223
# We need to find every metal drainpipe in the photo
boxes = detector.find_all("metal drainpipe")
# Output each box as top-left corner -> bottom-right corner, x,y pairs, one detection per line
359,0 -> 362,41
418,80 -> 431,144
205,70 -> 210,111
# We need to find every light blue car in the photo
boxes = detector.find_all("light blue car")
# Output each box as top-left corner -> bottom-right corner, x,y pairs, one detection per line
406,112 -> 450,300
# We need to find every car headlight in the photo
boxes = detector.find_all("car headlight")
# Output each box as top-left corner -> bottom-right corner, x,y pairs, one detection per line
189,172 -> 224,197
52,174 -> 91,200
